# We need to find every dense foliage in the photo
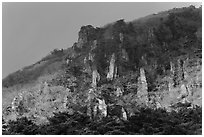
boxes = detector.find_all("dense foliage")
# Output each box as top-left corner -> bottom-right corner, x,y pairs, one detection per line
3,106 -> 202,135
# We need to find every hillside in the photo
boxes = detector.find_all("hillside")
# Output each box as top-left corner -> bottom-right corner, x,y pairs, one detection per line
2,5 -> 202,135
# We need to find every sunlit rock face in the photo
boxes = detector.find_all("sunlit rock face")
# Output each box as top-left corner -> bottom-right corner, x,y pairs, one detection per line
87,88 -> 108,119
91,40 -> 97,51
11,96 -> 18,111
172,59 -> 185,86
97,98 -> 107,117
85,52 -> 100,88
92,68 -> 100,88
5,82 -> 71,124
107,53 -> 117,81
121,107 -> 127,120
86,88 -> 95,118
88,52 -> 94,62
168,61 -> 175,91
173,58 -> 202,105
157,56 -> 202,109
182,57 -> 202,106
66,58 -> 70,65
137,68 -> 148,106
87,87 -> 105,118
115,87 -> 124,97
11,91 -> 33,116
178,84 -> 189,103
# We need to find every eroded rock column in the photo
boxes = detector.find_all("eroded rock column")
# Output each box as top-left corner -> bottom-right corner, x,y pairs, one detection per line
92,68 -> 100,88
107,53 -> 116,81
137,68 -> 148,105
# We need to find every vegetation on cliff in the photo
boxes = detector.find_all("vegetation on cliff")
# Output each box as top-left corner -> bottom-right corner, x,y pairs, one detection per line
2,5 -> 202,135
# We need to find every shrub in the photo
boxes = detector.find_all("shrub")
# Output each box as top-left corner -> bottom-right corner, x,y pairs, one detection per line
3,106 -> 202,135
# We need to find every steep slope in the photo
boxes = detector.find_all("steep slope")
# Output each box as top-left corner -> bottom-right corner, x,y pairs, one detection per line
2,5 -> 202,128
3,48 -> 72,87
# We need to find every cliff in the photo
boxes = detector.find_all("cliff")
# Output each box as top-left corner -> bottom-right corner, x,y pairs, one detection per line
2,6 -> 202,126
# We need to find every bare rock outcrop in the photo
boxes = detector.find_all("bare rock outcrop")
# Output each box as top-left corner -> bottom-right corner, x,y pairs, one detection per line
107,53 -> 117,80
137,68 -> 148,105
76,25 -> 96,48
92,68 -> 100,88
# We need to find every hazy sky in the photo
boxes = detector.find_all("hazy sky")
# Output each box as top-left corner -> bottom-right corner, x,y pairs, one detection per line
2,2 -> 201,78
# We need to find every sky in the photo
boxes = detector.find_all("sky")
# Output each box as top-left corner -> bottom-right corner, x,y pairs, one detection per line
2,2 -> 201,78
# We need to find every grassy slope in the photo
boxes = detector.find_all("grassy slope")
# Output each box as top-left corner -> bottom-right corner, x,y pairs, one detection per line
2,48 -> 75,110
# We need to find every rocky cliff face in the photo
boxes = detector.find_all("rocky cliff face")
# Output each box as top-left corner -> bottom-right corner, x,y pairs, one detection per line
137,68 -> 148,106
3,6 -> 202,123
76,25 -> 97,49
107,53 -> 117,80
154,55 -> 202,110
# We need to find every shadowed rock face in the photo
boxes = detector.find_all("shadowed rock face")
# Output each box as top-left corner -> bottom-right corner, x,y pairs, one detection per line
77,25 -> 97,48
121,49 -> 129,61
